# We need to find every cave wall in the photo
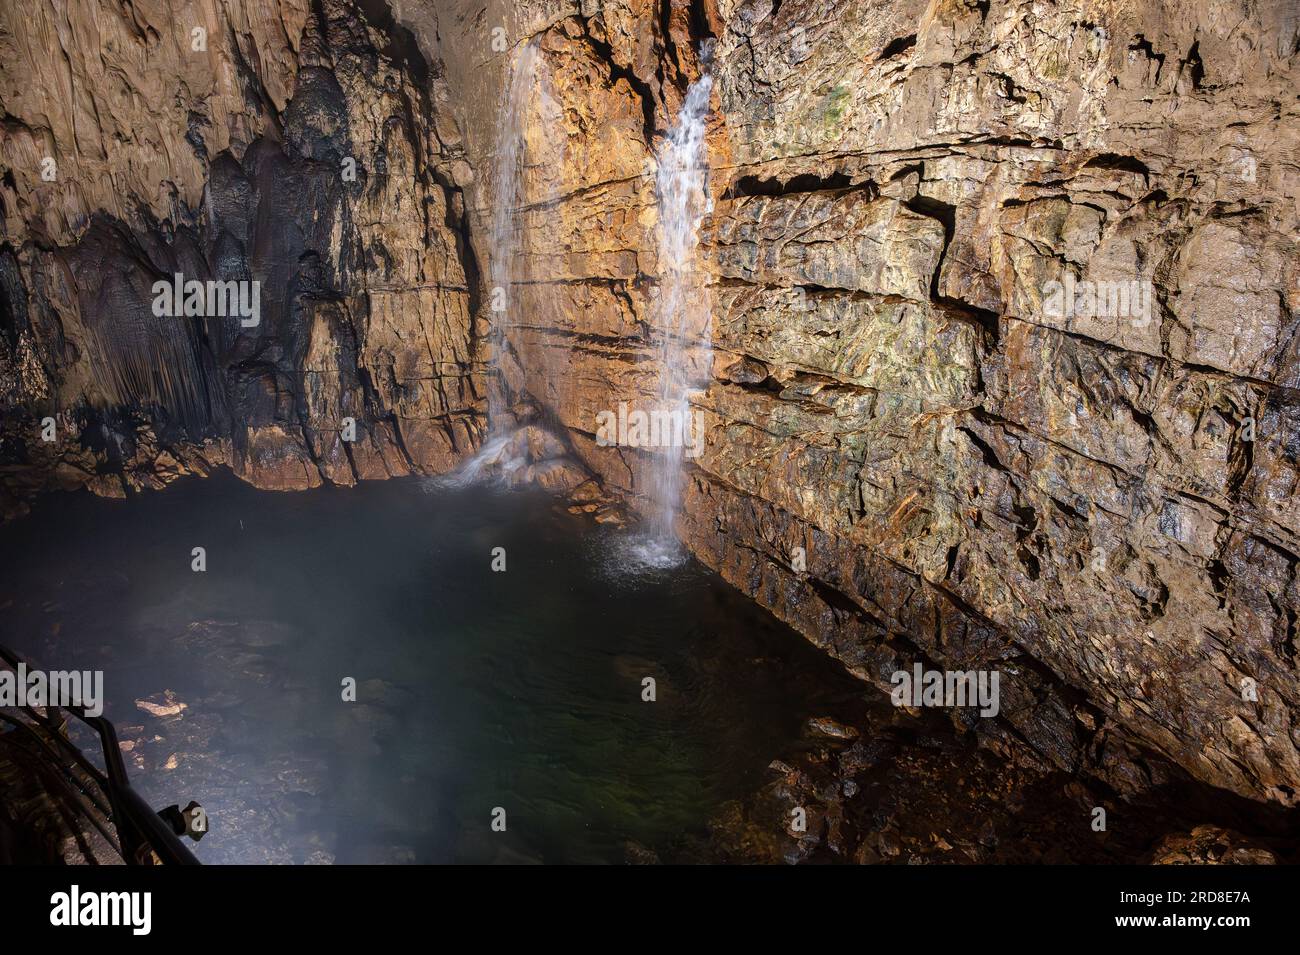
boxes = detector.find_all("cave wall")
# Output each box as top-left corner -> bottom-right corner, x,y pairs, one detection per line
425,0 -> 1300,808
1,0 -> 1297,809
0,0 -> 483,508
699,0 -> 1300,809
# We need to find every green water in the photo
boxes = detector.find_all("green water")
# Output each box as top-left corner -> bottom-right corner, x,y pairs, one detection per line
0,472 -> 864,863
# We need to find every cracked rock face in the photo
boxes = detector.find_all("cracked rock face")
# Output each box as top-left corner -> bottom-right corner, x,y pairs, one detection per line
0,0 -> 483,509
429,0 -> 1300,810
1,0 -> 1298,817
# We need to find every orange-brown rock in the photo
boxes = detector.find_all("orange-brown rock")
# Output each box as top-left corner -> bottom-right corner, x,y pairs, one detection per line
427,0 -> 1300,810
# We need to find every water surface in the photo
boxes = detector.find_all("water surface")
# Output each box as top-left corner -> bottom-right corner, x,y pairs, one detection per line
0,472 -> 863,863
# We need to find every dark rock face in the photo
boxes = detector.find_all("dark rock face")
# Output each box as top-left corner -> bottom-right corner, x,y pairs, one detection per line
0,0 -> 482,512
2,0 -> 1298,840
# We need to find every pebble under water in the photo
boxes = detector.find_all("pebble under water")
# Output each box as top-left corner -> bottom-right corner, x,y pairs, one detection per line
0,472 -> 867,864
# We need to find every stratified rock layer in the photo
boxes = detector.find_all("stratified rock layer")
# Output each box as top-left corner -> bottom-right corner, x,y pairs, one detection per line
428,0 -> 1300,809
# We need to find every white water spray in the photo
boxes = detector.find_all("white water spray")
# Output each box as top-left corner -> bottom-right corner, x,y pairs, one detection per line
636,56 -> 715,566
456,40 -> 559,484
488,41 -> 539,433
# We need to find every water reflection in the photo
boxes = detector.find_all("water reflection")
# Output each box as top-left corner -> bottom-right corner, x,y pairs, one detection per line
0,473 -> 863,863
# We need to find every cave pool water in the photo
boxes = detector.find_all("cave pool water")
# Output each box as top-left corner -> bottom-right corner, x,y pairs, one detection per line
0,471 -> 865,863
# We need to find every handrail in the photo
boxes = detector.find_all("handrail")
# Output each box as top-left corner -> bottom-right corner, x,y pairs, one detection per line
0,643 -> 200,865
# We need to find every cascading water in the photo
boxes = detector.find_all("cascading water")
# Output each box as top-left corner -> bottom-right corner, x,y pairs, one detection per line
487,40 -> 543,436
447,41 -> 556,485
635,53 -> 715,566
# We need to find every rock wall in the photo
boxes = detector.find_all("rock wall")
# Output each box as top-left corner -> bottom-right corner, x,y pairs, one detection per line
428,0 -> 1300,809
0,0 -> 483,510
2,0 -> 1298,811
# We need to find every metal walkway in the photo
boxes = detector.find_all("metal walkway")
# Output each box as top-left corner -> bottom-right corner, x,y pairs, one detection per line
0,644 -> 201,865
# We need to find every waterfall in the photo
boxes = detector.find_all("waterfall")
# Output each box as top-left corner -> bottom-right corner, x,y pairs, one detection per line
449,40 -> 556,485
486,41 -> 542,435
637,57 -> 715,566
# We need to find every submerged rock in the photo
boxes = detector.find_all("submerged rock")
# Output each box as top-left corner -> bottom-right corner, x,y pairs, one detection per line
135,691 -> 188,719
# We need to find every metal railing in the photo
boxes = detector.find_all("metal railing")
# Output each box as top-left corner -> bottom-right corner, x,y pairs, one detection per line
0,644 -> 200,865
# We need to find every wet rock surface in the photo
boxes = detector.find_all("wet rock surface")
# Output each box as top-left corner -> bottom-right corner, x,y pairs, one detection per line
427,0 -> 1300,814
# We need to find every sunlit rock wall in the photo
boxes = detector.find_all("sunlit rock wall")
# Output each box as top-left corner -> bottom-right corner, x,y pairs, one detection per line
430,0 -> 1300,808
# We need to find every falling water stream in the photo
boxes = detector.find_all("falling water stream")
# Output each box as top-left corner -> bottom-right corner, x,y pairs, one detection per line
468,43 -> 715,560
450,41 -> 561,485
487,41 -> 540,435
632,55 -> 716,568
